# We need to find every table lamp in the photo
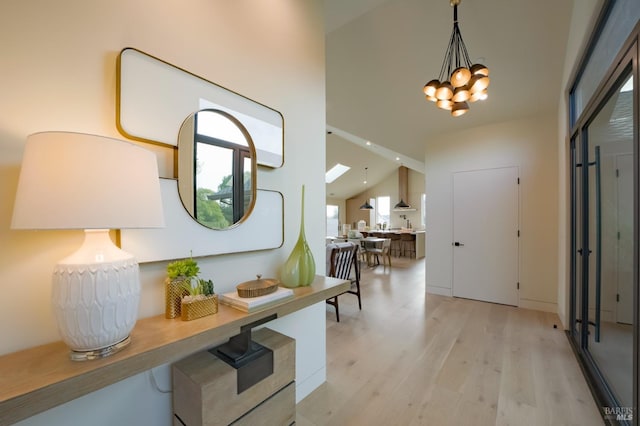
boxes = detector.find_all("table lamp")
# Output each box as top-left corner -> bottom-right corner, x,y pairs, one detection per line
11,131 -> 165,361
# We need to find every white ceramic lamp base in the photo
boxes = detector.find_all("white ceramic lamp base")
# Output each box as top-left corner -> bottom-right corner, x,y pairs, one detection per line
51,229 -> 141,361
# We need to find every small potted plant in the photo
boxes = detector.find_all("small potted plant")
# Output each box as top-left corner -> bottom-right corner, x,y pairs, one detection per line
165,256 -> 201,319
180,278 -> 218,321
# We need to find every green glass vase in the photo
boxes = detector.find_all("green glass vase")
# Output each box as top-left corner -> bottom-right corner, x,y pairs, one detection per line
281,185 -> 316,287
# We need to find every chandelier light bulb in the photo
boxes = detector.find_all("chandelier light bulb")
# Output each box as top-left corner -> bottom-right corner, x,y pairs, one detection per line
425,94 -> 438,103
435,81 -> 453,100
436,99 -> 453,110
470,63 -> 489,76
452,86 -> 470,102
451,101 -> 469,117
423,79 -> 440,97
468,74 -> 490,94
469,89 -> 488,102
451,67 -> 471,87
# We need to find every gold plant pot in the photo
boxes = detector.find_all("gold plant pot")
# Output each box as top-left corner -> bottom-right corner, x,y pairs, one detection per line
181,295 -> 219,321
165,277 -> 190,319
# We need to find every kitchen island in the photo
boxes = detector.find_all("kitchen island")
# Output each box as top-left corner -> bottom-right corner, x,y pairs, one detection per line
340,230 -> 425,259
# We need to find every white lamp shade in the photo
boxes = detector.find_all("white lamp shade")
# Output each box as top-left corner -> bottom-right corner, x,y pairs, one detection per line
12,131 -> 164,230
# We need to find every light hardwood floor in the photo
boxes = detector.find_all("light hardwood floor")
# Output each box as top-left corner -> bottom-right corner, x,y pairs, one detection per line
296,257 -> 604,425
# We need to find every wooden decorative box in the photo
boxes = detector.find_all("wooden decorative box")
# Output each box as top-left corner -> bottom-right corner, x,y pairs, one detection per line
181,295 -> 218,321
173,328 -> 295,425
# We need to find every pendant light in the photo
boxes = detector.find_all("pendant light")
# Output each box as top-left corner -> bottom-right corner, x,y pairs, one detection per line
394,199 -> 410,209
359,167 -> 373,210
394,165 -> 412,209
422,0 -> 489,117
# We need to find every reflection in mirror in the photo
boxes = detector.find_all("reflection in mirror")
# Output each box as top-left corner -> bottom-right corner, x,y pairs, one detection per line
178,109 -> 256,229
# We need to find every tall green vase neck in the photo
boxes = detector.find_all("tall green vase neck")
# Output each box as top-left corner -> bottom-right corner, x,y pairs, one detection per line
299,185 -> 306,239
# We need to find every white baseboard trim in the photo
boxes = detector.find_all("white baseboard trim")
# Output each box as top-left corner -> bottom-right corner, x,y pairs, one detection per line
426,286 -> 452,297
519,298 -> 558,313
295,366 -> 326,403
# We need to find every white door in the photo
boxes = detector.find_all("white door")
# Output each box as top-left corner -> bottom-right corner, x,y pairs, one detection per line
453,167 -> 519,306
616,154 -> 633,324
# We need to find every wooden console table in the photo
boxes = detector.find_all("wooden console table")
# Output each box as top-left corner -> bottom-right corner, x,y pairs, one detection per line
0,276 -> 348,425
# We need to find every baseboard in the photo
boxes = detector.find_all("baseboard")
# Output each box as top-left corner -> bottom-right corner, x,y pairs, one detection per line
519,298 -> 557,313
295,366 -> 326,403
426,286 -> 452,297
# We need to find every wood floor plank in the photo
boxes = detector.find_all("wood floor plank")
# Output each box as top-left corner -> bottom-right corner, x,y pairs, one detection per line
296,257 -> 604,425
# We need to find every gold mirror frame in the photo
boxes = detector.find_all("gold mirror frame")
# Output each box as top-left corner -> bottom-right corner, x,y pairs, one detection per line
177,109 -> 257,230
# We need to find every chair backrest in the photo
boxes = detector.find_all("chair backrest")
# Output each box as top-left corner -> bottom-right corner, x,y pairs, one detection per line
328,242 -> 359,281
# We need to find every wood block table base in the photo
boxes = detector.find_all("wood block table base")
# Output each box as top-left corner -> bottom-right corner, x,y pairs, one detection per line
172,328 -> 295,426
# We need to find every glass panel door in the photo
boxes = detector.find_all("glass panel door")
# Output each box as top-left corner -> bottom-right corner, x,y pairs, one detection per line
585,73 -> 634,409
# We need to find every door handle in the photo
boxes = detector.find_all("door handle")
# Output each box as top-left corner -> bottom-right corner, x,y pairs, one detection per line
453,242 -> 464,247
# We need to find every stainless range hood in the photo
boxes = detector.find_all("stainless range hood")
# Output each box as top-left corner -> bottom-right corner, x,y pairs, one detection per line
393,166 -> 416,211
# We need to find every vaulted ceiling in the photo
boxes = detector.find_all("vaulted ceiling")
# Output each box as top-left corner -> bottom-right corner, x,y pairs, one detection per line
324,0 -> 575,199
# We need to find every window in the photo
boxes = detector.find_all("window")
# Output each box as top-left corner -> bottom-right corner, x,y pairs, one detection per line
376,196 -> 390,228
326,205 -> 339,236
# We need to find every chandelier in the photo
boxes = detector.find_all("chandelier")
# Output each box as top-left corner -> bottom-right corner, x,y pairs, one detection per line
423,0 -> 489,117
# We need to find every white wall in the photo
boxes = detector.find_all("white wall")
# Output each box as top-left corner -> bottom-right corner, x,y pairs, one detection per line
0,1 -> 326,424
425,114 -> 559,312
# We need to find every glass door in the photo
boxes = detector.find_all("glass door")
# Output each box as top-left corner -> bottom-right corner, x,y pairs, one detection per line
567,4 -> 639,422
585,73 -> 635,410
571,64 -> 637,423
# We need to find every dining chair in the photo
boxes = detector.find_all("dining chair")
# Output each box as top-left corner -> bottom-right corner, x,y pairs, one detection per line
366,238 -> 392,267
325,242 -> 361,322
348,238 -> 367,264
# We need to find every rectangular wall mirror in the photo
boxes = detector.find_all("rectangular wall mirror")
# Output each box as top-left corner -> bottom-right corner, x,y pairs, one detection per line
117,48 -> 285,261
120,179 -> 283,262
117,47 -> 284,168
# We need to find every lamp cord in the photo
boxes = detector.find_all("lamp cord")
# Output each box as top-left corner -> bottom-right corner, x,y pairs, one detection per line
149,368 -> 172,394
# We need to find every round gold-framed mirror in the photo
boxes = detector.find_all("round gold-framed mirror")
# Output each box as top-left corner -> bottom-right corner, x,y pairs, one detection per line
177,109 -> 257,229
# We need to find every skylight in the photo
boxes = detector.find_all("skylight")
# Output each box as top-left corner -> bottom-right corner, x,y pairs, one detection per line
326,163 -> 350,183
